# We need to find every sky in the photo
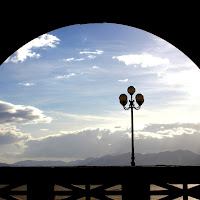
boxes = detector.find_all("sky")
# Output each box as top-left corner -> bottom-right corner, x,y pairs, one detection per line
0,23 -> 200,163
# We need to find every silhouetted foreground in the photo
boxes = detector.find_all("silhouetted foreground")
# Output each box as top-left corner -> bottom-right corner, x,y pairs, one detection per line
0,166 -> 200,199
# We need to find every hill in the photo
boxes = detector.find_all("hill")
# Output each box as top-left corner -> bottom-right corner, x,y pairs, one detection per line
67,150 -> 200,166
5,150 -> 200,166
0,162 -> 10,167
13,160 -> 68,167
135,150 -> 200,166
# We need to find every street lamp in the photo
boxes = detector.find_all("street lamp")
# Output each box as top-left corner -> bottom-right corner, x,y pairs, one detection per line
119,86 -> 144,166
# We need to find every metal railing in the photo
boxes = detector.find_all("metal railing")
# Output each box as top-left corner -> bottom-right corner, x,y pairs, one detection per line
0,166 -> 200,200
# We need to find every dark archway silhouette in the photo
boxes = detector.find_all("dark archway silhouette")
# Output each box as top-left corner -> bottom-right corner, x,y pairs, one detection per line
1,11 -> 200,199
0,13 -> 200,70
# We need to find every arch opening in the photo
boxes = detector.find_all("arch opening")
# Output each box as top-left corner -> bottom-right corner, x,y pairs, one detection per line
0,23 -> 200,166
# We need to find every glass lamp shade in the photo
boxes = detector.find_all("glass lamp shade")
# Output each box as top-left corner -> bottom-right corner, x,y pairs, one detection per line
135,93 -> 144,106
119,94 -> 128,106
127,86 -> 135,95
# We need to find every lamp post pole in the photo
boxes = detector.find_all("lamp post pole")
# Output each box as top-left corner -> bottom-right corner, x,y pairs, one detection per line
130,95 -> 135,166
119,86 -> 144,166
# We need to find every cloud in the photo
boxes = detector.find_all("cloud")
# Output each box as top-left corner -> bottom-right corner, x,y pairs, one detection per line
18,83 -> 36,86
136,123 -> 199,139
17,128 -> 130,159
75,58 -> 84,61
0,101 -> 52,125
133,123 -> 200,154
62,49 -> 103,63
118,78 -> 128,82
114,126 -> 122,129
5,34 -> 60,63
140,123 -> 200,134
62,58 -> 74,62
0,125 -> 30,145
80,50 -> 103,55
62,58 -> 85,62
8,122 -> 200,160
133,123 -> 200,153
88,55 -> 96,59
92,66 -> 99,69
113,53 -> 169,67
158,66 -> 200,98
56,73 -> 75,79
48,110 -> 116,122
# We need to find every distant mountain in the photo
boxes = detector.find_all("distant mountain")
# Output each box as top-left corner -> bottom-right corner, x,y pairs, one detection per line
135,150 -> 200,166
66,150 -> 200,166
67,153 -> 132,166
13,160 -> 68,167
0,162 -> 10,167
66,157 -> 96,166
2,150 -> 200,166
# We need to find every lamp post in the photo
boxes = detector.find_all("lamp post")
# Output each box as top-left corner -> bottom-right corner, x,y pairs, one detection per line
119,86 -> 144,166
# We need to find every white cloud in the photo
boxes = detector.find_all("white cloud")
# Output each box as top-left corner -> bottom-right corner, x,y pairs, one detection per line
118,78 -> 128,82
88,55 -> 96,59
62,58 -> 84,62
0,125 -> 30,145
12,122 -> 200,159
48,111 -> 116,122
18,83 -> 36,86
40,129 -> 48,131
158,66 -> 200,98
17,128 -> 130,159
5,34 -> 60,63
136,123 -> 198,139
62,58 -> 74,62
134,123 -> 200,154
62,49 -> 103,63
113,53 -> 169,67
56,73 -> 75,79
80,49 -> 103,55
92,66 -> 99,69
0,101 -> 52,125
75,58 -> 84,61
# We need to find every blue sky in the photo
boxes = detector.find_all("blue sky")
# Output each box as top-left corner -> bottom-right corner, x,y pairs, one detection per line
1,23 -> 200,163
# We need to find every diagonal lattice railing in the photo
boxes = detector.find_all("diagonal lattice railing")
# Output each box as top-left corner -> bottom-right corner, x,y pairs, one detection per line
150,183 -> 200,199
0,166 -> 200,199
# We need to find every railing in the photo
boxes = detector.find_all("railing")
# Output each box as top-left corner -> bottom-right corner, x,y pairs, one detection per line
0,166 -> 200,200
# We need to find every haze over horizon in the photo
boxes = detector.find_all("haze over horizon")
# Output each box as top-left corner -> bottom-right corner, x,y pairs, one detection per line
1,23 -> 200,164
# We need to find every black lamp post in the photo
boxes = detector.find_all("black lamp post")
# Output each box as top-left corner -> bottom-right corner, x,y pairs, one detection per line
119,86 -> 144,166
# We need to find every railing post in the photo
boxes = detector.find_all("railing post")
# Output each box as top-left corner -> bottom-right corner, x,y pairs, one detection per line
27,183 -> 55,200
183,184 -> 188,200
85,184 -> 90,200
122,183 -> 150,199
